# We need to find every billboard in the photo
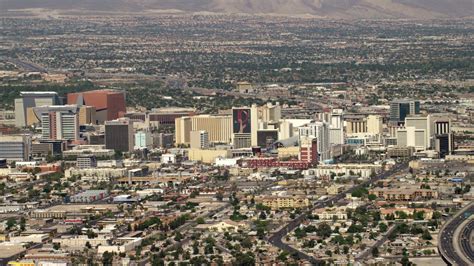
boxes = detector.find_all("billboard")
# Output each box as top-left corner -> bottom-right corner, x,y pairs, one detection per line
233,108 -> 251,134
257,130 -> 278,148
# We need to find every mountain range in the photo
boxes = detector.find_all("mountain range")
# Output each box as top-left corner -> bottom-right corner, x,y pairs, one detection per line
1,0 -> 473,18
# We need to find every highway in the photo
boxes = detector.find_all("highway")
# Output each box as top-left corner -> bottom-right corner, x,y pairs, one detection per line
3,57 -> 48,73
459,220 -> 474,263
438,202 -> 474,266
268,162 -> 409,264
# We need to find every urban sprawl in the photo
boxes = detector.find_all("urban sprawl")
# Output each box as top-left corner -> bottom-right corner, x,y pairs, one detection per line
0,14 -> 473,266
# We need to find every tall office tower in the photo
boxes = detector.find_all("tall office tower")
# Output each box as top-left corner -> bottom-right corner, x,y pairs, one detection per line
390,99 -> 420,123
105,118 -> 134,152
299,136 -> 318,164
367,115 -> 383,135
298,121 -> 330,162
38,106 -> 80,141
259,102 -> 281,123
278,120 -> 294,140
318,109 -> 344,145
67,89 -> 126,124
190,130 -> 210,149
0,135 -> 31,162
232,105 -> 258,148
175,116 -> 192,145
15,92 -> 60,127
431,116 -> 453,157
135,131 -> 153,150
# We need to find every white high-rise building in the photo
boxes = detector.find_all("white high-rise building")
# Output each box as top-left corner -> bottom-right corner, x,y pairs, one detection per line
318,109 -> 344,145
36,105 -> 80,141
298,121 -> 331,162
260,102 -> 281,123
278,120 -> 294,140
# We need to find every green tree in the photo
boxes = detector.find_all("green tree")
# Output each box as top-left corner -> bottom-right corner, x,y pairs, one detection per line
372,247 -> 379,257
6,218 -> 16,230
102,251 -> 114,265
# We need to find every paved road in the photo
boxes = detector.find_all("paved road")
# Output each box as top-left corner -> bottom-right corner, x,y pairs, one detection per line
268,162 -> 409,264
459,219 -> 474,263
438,202 -> 474,266
3,57 -> 48,73
355,224 -> 397,261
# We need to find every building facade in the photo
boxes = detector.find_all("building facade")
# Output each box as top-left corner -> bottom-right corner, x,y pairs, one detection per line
67,89 -> 126,124
105,118 -> 134,152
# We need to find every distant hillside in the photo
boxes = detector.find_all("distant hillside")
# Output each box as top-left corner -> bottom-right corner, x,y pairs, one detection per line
1,0 -> 473,18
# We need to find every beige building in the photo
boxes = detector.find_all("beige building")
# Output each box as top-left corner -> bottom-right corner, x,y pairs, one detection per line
79,106 -> 97,125
314,207 -> 348,220
175,116 -> 192,145
367,115 -> 383,135
304,164 -> 382,178
258,195 -> 310,210
187,148 -> 231,164
370,188 -> 438,201
190,130 -> 209,149
208,220 -> 249,233
236,82 -> 254,94
327,185 -> 345,195
176,115 -> 232,145
26,108 -> 39,126
346,117 -> 367,134
277,146 -> 300,160
191,115 -> 232,143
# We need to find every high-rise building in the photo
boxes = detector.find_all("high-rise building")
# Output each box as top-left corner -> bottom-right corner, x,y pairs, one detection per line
299,136 -> 318,164
256,129 -> 279,148
0,135 -> 31,162
405,115 -> 429,149
15,92 -> 60,127
396,127 -> 427,150
367,115 -> 383,135
105,118 -> 134,152
135,131 -> 153,150
298,121 -> 330,162
259,102 -> 281,124
79,106 -> 97,125
191,115 -> 232,144
232,105 -> 258,148
346,117 -> 368,134
190,130 -> 209,149
390,99 -> 420,123
431,116 -> 453,157
154,133 -> 174,149
34,105 -> 80,141
318,109 -> 344,145
175,116 -> 192,145
67,89 -> 126,124
175,115 -> 232,145
278,120 -> 294,140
